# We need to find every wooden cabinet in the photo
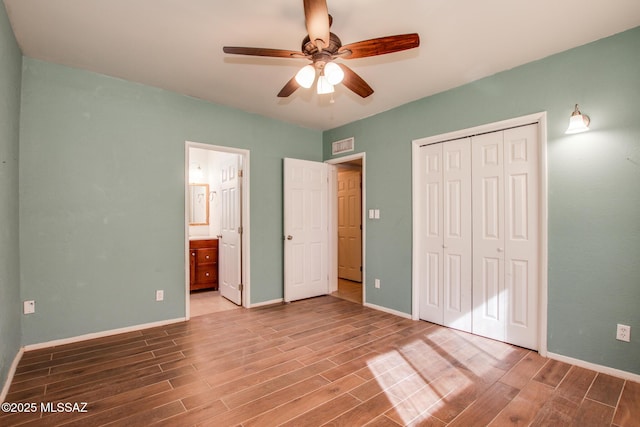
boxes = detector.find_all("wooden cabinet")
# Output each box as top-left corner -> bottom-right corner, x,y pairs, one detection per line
189,239 -> 218,291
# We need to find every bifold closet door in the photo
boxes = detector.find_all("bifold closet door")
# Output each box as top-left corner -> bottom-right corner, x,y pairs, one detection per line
419,139 -> 472,332
472,124 -> 539,349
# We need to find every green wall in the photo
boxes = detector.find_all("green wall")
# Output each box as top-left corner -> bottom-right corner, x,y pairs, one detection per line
0,1 -> 22,393
19,59 -> 321,345
324,27 -> 640,375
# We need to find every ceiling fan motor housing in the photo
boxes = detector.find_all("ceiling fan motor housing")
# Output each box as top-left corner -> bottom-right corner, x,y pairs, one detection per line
302,32 -> 342,69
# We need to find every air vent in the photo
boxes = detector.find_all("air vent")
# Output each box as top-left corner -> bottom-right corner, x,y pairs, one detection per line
332,137 -> 355,155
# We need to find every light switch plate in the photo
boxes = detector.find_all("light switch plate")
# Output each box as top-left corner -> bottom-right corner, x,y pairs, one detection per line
23,300 -> 35,314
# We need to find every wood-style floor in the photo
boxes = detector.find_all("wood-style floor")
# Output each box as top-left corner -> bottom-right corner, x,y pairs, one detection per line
2,296 -> 639,426
331,279 -> 363,304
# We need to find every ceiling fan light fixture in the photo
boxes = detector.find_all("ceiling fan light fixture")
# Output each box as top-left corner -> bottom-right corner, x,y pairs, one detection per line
317,74 -> 334,94
324,62 -> 344,85
295,64 -> 316,88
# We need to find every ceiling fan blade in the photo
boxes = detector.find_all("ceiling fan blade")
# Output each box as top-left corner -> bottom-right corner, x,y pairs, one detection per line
277,76 -> 300,97
303,0 -> 330,48
338,33 -> 420,59
223,46 -> 305,59
338,64 -> 374,98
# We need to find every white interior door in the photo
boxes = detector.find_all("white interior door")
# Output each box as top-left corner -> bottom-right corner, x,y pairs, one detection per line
472,131 -> 506,341
284,158 -> 329,302
418,140 -> 472,332
503,125 -> 539,349
219,154 -> 242,305
419,143 -> 445,325
442,139 -> 472,331
337,169 -> 362,282
472,124 -> 539,349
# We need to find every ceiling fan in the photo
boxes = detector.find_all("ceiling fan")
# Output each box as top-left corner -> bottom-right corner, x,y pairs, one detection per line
223,0 -> 420,98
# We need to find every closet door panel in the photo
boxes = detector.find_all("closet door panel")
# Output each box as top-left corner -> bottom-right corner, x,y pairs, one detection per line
419,144 -> 444,324
443,139 -> 472,332
504,124 -> 539,349
472,131 -> 506,342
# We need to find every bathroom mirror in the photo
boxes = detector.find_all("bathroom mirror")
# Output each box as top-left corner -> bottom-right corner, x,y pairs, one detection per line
188,184 -> 209,226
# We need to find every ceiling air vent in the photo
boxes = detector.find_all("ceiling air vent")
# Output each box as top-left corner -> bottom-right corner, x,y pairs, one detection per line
332,137 -> 355,155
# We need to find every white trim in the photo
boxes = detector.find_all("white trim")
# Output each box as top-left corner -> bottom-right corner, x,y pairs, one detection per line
23,318 -> 186,351
364,302 -> 412,319
547,352 -> 640,383
326,153 -> 366,304
249,298 -> 284,308
411,112 -> 548,354
1,347 -> 24,403
185,142 -> 251,312
327,164 -> 338,293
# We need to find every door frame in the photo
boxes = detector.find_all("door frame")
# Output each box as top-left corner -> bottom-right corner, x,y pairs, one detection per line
411,112 -> 548,356
327,153 -> 366,304
185,141 -> 251,318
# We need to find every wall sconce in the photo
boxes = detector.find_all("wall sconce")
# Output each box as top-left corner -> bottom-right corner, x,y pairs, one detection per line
565,104 -> 590,134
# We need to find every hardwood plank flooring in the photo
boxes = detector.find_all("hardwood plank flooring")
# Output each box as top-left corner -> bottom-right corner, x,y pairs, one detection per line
2,296 -> 639,426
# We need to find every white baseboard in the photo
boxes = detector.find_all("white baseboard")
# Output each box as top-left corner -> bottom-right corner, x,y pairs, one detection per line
364,302 -> 412,319
547,351 -> 640,383
23,317 -> 186,351
248,298 -> 284,308
1,347 -> 24,403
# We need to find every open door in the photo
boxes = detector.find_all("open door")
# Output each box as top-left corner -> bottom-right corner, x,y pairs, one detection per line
337,168 -> 362,282
219,154 -> 242,305
284,158 -> 329,302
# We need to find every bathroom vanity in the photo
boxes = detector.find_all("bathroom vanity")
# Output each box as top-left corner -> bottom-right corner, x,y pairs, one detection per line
189,238 -> 218,291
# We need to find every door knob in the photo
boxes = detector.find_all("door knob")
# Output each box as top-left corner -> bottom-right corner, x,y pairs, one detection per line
287,235 -> 293,240
497,248 -> 504,252
216,235 -> 222,239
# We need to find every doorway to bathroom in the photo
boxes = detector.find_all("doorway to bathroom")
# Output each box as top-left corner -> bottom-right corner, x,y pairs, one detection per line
185,142 -> 250,318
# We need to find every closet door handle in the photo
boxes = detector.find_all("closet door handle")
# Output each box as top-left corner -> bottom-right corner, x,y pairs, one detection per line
497,248 -> 504,253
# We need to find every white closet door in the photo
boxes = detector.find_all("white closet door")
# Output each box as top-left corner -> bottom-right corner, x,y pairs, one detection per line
419,143 -> 444,325
443,139 -> 472,331
419,140 -> 472,332
504,125 -> 539,349
472,125 -> 539,349
472,131 -> 506,341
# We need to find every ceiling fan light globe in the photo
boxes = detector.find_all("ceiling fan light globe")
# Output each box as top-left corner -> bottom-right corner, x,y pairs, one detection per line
324,62 -> 344,85
317,75 -> 335,94
295,65 -> 316,88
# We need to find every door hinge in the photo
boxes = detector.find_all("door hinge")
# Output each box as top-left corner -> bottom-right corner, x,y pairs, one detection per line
238,226 -> 243,234
238,169 -> 243,178
239,283 -> 244,292
360,266 -> 363,272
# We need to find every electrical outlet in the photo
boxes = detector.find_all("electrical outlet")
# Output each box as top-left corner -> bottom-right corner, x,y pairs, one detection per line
374,279 -> 380,289
616,324 -> 631,342
23,300 -> 35,314
156,290 -> 164,302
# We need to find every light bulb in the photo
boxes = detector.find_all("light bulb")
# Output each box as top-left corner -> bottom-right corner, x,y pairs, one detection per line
295,65 -> 316,89
324,62 -> 344,85
317,75 -> 334,94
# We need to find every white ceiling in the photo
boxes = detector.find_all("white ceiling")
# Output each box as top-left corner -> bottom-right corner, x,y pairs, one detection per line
4,0 -> 640,130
